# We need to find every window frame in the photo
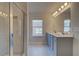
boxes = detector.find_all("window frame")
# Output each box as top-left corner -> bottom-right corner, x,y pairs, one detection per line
32,19 -> 43,37
64,19 -> 71,32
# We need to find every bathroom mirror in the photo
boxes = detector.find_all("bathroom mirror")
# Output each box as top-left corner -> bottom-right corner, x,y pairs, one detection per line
0,2 -> 10,56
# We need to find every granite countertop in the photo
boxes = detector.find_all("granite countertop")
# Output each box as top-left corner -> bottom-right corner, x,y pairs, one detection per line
49,32 -> 73,38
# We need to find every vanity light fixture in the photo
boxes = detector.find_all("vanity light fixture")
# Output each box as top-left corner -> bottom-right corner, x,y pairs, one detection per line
53,11 -> 58,16
52,2 -> 70,17
3,13 -> 6,16
0,11 -> 2,15
64,2 -> 68,6
0,11 -> 8,17
58,8 -> 61,11
61,5 -> 64,9
55,11 -> 58,14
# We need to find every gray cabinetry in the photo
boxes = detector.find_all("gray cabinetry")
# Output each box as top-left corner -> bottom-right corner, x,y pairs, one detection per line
47,33 -> 73,56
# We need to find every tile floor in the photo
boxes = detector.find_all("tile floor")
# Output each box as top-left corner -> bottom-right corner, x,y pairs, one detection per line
28,45 -> 54,56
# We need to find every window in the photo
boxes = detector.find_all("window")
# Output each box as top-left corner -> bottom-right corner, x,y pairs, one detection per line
32,20 -> 43,36
64,19 -> 70,32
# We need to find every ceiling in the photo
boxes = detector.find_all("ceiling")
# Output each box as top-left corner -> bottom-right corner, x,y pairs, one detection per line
28,2 -> 66,17
28,2 -> 55,14
15,2 -> 27,14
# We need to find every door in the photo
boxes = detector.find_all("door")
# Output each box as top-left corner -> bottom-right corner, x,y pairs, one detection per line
11,3 -> 24,56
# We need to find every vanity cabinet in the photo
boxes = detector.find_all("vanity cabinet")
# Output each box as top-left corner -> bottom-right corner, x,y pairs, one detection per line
47,33 -> 73,56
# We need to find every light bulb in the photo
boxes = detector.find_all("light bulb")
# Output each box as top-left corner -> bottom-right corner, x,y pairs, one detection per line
0,11 -> 2,14
58,8 -> 61,11
52,11 -> 58,16
55,11 -> 58,14
64,2 -> 68,6
61,5 -> 64,9
3,13 -> 6,16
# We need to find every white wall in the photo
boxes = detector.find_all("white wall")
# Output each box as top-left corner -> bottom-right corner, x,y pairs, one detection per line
71,3 -> 79,56
28,13 -> 46,45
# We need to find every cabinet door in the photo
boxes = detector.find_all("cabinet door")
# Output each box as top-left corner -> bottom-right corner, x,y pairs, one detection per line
48,34 -> 52,48
53,37 -> 57,56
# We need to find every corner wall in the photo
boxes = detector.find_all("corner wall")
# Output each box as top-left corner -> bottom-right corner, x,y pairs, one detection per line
71,3 -> 79,56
